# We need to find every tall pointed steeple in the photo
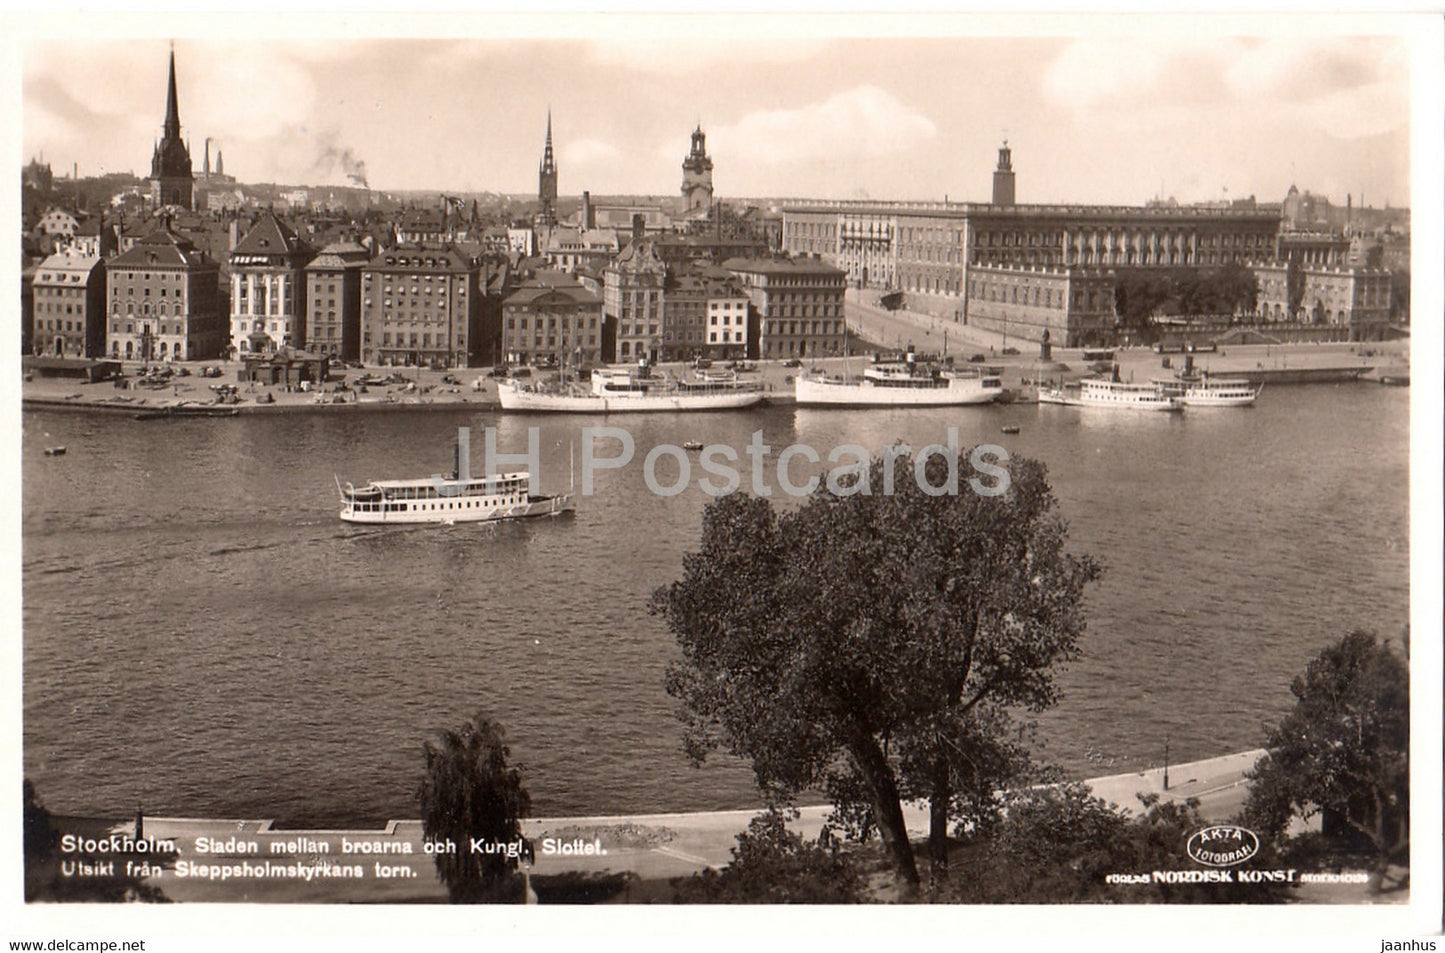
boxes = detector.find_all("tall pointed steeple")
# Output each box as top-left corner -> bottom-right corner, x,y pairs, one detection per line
537,108 -> 558,222
149,43 -> 194,210
164,44 -> 181,140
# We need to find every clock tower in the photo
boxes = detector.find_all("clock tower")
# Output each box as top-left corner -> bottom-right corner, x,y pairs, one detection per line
680,125 -> 714,213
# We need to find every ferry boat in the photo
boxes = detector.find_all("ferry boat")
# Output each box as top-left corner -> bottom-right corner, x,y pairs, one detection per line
338,440 -> 574,524
1039,378 -> 1182,411
1153,375 -> 1262,407
497,366 -> 764,413
794,358 -> 1003,407
1077,378 -> 1182,411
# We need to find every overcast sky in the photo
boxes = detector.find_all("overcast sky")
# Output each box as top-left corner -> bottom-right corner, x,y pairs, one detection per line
20,17 -> 1416,207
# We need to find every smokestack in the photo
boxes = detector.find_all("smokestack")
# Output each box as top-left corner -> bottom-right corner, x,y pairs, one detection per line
582,191 -> 593,230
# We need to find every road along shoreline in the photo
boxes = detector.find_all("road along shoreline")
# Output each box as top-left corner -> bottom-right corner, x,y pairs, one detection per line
45,749 -> 1272,902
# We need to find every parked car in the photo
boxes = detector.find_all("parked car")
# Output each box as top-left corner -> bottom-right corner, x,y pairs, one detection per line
694,358 -> 713,369
967,353 -> 987,364
1002,346 -> 1020,356
782,358 -> 803,368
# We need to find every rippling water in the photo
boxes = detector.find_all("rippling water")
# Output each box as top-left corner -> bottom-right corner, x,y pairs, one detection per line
22,384 -> 1408,825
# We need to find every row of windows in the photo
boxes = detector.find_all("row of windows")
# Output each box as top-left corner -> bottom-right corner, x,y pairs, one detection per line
110,323 -> 187,335
505,334 -> 600,347
111,302 -> 188,316
36,319 -> 82,332
380,333 -> 464,347
765,320 -> 844,337
506,316 -> 600,331
35,301 -> 85,315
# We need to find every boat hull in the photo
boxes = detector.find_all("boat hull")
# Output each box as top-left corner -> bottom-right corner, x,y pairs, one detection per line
794,376 -> 1001,407
1181,393 -> 1258,407
498,383 -> 763,413
340,493 -> 574,524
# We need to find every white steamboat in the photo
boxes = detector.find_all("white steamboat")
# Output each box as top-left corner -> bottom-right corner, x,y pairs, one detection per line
498,366 -> 764,413
794,356 -> 1002,407
338,440 -> 574,524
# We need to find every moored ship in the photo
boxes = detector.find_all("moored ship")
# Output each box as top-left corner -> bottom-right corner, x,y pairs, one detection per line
1040,378 -> 1183,411
497,366 -> 765,413
1154,374 -> 1262,407
794,356 -> 1003,407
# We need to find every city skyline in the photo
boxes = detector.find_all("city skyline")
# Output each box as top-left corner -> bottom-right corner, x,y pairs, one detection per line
19,18 -> 1416,209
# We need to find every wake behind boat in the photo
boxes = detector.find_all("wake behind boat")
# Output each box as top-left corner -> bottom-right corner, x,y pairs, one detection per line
497,365 -> 764,413
794,354 -> 1003,407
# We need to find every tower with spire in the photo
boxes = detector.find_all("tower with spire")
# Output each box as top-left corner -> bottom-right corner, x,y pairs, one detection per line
537,110 -> 558,224
991,140 -> 1015,207
149,45 -> 195,212
680,124 -> 714,213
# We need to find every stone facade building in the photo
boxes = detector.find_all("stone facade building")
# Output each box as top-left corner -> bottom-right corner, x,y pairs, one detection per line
722,256 -> 847,360
501,270 -> 605,367
106,225 -> 224,361
781,144 -> 1289,346
229,212 -> 314,355
603,231 -> 667,363
32,250 -> 106,358
304,241 -> 369,362
360,244 -> 480,367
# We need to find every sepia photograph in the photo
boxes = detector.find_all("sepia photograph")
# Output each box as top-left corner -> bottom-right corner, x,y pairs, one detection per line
5,7 -> 1442,946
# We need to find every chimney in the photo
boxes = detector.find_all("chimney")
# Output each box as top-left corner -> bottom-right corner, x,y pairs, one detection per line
582,191 -> 594,230
632,213 -> 646,243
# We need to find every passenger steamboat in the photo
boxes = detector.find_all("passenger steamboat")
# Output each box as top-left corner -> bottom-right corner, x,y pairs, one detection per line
337,441 -> 574,524
794,356 -> 1003,407
497,366 -> 764,413
1039,378 -> 1183,411
1152,375 -> 1262,407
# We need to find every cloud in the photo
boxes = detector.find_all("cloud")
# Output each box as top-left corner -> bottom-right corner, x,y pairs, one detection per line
1041,37 -> 1236,114
1042,35 -> 1409,141
710,86 -> 936,166
184,43 -> 318,140
562,138 -> 622,167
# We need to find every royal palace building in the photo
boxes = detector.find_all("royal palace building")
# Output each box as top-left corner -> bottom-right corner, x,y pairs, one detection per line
780,144 -> 1331,346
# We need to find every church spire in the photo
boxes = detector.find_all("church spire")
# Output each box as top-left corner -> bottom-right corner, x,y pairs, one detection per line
540,108 -> 556,175
164,44 -> 181,141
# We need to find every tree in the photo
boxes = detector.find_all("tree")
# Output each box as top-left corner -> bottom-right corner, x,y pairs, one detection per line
652,449 -> 1101,890
24,779 -> 174,902
1242,630 -> 1408,885
944,785 -> 1290,904
417,711 -> 533,902
672,809 -> 862,903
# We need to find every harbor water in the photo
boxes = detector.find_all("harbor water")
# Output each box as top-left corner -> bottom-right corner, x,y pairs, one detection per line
22,383 -> 1409,825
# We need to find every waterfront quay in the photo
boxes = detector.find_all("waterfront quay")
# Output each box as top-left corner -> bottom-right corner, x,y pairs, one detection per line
61,750 -> 1274,904
19,333 -> 1407,418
